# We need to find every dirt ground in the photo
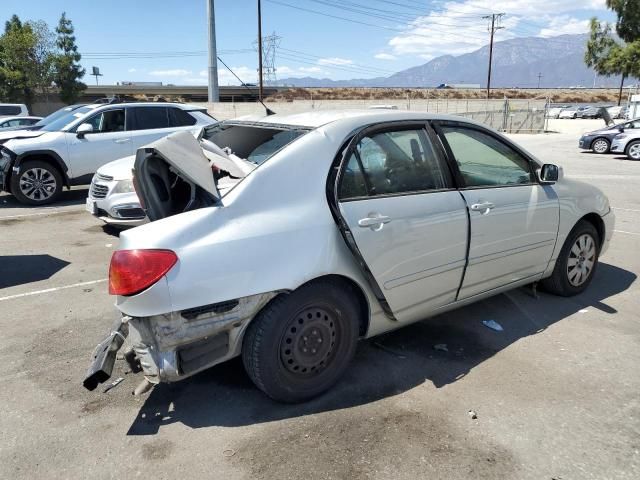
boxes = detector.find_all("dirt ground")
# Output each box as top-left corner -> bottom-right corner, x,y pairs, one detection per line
0,133 -> 638,479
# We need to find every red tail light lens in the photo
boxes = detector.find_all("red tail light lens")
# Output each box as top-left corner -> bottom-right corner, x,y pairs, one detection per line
109,249 -> 178,296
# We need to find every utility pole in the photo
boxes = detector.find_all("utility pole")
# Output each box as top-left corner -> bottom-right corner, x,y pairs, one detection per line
207,0 -> 219,102
257,0 -> 264,101
537,72 -> 543,88
483,13 -> 504,98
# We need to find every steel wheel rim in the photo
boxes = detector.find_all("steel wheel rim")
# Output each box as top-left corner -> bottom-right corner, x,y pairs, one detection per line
280,306 -> 338,376
629,144 -> 640,159
567,233 -> 596,287
593,140 -> 608,153
19,168 -> 56,201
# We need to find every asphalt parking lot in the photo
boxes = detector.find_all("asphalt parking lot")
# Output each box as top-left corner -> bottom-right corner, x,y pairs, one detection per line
1,132 -> 639,480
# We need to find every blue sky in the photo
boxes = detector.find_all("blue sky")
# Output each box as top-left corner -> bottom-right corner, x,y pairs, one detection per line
2,0 -> 615,85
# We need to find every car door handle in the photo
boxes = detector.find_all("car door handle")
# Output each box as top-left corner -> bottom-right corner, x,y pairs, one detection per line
114,138 -> 131,144
470,201 -> 495,212
358,215 -> 391,228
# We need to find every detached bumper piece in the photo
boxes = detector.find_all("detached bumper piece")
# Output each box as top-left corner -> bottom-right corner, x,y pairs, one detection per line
83,317 -> 129,391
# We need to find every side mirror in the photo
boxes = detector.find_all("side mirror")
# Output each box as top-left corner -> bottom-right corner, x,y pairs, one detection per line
617,125 -> 625,132
76,123 -> 94,138
539,164 -> 559,184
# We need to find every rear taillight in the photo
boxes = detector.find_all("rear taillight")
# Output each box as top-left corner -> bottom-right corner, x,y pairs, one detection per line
109,249 -> 178,296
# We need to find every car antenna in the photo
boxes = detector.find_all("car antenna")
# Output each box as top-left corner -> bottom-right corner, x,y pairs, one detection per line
217,56 -> 275,116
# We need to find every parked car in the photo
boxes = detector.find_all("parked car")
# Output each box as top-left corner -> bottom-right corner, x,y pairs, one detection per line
611,130 -> 640,160
577,106 -> 611,119
0,116 -> 42,130
546,105 -> 571,119
83,110 -> 614,402
578,118 -> 640,153
0,102 -> 215,205
0,103 -> 29,118
86,127 -> 254,227
0,105 -> 89,145
558,106 -> 590,119
607,105 -> 627,119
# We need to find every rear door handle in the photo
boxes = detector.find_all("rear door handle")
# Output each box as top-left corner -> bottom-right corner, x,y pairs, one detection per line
358,215 -> 391,228
470,201 -> 495,212
114,138 -> 131,144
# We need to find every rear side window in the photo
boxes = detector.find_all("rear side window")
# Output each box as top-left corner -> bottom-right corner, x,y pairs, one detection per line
169,108 -> 197,127
441,126 -> 534,187
339,128 -> 452,199
132,107 -> 169,130
0,106 -> 21,115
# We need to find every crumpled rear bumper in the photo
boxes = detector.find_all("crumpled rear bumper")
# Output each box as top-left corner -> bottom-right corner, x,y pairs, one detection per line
83,291 -> 278,390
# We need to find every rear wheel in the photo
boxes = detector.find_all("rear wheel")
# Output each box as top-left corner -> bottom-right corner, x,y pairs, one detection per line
541,220 -> 599,296
591,138 -> 610,154
626,140 -> 640,160
10,160 -> 62,205
242,279 -> 360,403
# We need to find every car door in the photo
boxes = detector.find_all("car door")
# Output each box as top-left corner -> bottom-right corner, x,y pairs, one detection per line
126,106 -> 184,150
434,121 -> 559,299
336,123 -> 469,322
65,108 -> 132,179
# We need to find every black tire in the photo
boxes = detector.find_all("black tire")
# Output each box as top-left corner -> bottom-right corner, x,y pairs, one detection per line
541,220 -> 600,296
10,160 -> 63,205
591,137 -> 610,154
626,140 -> 640,161
242,279 -> 360,403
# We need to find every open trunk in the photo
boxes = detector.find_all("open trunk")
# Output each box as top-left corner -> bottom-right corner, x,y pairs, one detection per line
134,131 -> 223,221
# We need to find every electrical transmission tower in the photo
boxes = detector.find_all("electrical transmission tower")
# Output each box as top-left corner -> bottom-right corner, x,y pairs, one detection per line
254,32 -> 281,86
483,13 -> 505,98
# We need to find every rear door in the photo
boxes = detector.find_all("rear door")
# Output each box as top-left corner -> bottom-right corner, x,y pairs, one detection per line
434,121 -> 559,299
335,123 -> 469,322
127,106 -> 199,150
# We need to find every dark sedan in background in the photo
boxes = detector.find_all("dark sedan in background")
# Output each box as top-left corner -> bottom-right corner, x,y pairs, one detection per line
579,118 -> 640,154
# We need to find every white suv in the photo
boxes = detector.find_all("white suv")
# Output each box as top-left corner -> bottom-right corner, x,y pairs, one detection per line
0,104 -> 29,118
0,102 -> 214,205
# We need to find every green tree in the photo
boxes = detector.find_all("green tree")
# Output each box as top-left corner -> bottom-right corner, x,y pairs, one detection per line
586,0 -> 640,105
53,12 -> 85,104
0,15 -> 56,109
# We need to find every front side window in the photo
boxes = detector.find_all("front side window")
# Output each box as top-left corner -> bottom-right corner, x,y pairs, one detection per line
132,107 -> 169,130
441,126 -> 534,187
339,128 -> 451,199
84,109 -> 126,133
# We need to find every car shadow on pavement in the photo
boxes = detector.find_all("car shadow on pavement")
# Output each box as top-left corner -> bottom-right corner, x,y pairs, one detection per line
126,262 -> 635,435
0,254 -> 70,289
0,188 -> 89,209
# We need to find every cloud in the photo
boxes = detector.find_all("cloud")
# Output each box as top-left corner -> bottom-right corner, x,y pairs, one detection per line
148,69 -> 192,77
386,0 -> 607,60
539,16 -> 590,37
298,66 -> 325,74
127,68 -> 137,73
317,57 -> 353,66
374,53 -> 396,61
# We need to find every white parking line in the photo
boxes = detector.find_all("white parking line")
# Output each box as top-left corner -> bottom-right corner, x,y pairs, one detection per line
0,279 -> 107,302
614,229 -> 640,236
0,208 -> 83,220
612,207 -> 640,213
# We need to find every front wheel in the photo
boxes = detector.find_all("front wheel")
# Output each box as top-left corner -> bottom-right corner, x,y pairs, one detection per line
541,220 -> 599,296
626,140 -> 640,160
242,279 -> 360,403
591,138 -> 610,154
9,160 -> 63,205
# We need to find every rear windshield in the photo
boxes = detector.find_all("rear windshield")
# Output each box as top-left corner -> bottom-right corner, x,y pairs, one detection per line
202,122 -> 308,165
41,106 -> 97,132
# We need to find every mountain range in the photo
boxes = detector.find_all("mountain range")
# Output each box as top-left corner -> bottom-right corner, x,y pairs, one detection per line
274,34 -> 631,88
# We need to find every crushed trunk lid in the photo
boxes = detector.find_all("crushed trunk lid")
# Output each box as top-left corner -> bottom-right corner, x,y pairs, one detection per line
134,131 -> 221,221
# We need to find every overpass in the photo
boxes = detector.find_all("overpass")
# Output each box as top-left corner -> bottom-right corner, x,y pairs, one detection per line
80,84 -> 283,103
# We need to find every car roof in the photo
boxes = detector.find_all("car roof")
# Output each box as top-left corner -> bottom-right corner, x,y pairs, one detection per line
0,116 -> 41,121
245,109 -> 475,129
91,102 -> 196,110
